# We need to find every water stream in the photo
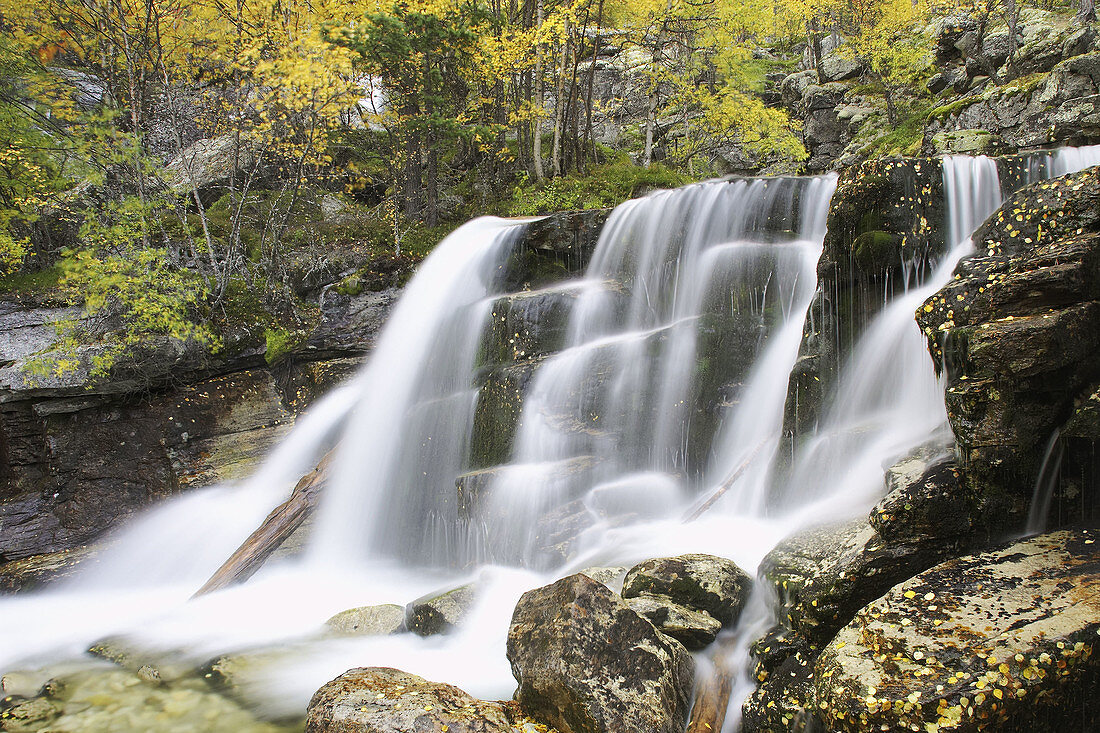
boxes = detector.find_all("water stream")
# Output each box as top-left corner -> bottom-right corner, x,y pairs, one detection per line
1,148 -> 1099,730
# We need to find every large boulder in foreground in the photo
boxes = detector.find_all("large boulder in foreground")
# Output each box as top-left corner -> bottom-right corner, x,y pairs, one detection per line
621,553 -> 751,627
815,529 -> 1100,732
306,667 -> 512,733
507,573 -> 693,733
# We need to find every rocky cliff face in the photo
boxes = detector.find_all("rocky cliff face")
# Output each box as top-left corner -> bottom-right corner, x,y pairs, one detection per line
917,165 -> 1100,532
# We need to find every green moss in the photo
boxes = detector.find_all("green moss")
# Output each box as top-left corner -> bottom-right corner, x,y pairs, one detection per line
508,159 -> 693,216
929,95 -> 979,122
0,264 -> 65,294
263,326 -> 299,365
853,230 -> 901,268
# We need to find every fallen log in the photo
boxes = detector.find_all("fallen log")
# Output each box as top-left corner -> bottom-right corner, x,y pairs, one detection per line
682,441 -> 765,522
686,645 -> 734,733
193,450 -> 333,598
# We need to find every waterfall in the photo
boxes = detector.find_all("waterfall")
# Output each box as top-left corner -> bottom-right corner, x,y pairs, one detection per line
1,148 -> 1099,728
479,177 -> 836,567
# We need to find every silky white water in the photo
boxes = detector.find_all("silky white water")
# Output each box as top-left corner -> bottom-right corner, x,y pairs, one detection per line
1,148 -> 1099,730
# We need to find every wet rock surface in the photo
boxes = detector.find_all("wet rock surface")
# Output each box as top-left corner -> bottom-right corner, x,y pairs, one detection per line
325,604 -> 407,636
815,529 -> 1100,732
621,553 -> 751,627
783,158 -> 945,445
406,584 -> 477,636
507,573 -> 693,733
917,166 -> 1100,529
759,516 -> 955,648
306,667 -> 513,733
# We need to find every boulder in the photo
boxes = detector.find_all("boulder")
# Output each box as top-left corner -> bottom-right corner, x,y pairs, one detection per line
406,583 -> 477,636
625,594 -> 722,650
815,529 -> 1100,732
576,565 -> 627,591
916,166 -> 1100,529
820,52 -> 862,83
869,453 -> 972,544
160,134 -> 255,195
621,553 -> 751,627
930,129 -> 1001,155
306,667 -> 512,733
759,517 -> 954,648
325,604 -> 406,636
507,573 -> 693,733
741,647 -> 818,732
0,696 -> 60,732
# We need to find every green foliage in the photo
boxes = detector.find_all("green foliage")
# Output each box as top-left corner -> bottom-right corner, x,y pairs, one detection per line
263,326 -> 299,364
0,40 -> 67,275
0,264 -> 64,294
30,198 -> 215,382
869,99 -> 933,156
508,161 -> 692,215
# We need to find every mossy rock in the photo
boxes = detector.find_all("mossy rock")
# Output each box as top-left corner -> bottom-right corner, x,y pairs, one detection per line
815,529 -> 1100,733
851,230 -> 902,270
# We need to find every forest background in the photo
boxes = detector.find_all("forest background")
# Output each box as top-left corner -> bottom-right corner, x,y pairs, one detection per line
0,0 -> 1088,376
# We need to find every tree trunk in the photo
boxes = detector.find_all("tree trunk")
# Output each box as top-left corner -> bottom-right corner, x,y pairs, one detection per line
644,1 -> 673,167
193,452 -> 333,597
403,121 -> 422,221
533,0 -> 546,181
1078,0 -> 1096,23
551,16 -> 570,177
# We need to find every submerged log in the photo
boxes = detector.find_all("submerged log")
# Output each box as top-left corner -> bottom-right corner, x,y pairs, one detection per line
682,441 -> 765,522
193,451 -> 333,598
686,645 -> 734,733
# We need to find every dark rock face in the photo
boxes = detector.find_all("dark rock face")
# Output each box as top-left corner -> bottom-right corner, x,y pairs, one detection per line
306,667 -> 512,733
917,166 -> 1100,530
869,452 -> 973,544
815,529 -> 1100,733
782,158 -> 945,448
622,553 -> 751,627
505,209 -> 608,290
0,368 -> 294,564
742,640 -> 818,732
507,573 -> 694,733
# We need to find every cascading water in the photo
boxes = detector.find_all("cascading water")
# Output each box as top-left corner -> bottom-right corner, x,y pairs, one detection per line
2,147 -> 1099,731
481,177 -> 835,567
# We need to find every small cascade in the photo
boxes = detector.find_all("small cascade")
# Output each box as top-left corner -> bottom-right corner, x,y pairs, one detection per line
1026,429 -> 1066,535
479,176 -> 836,566
307,218 -> 528,566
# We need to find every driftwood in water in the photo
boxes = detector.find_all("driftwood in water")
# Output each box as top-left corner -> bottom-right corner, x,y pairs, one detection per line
193,451 -> 333,598
682,441 -> 765,522
686,646 -> 734,733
